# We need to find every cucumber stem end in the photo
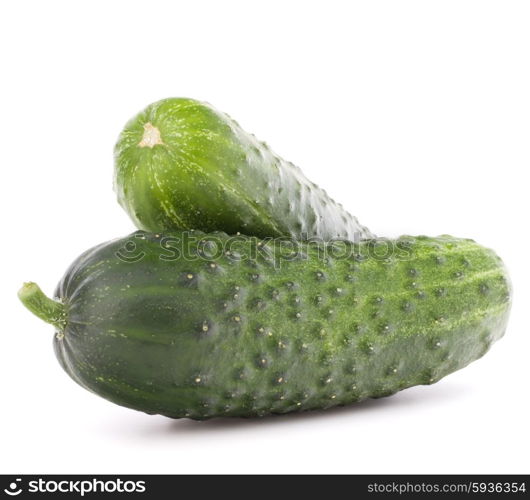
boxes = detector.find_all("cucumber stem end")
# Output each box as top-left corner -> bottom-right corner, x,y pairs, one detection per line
18,282 -> 67,331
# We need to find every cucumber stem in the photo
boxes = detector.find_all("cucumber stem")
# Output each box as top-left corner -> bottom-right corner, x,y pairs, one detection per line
18,282 -> 66,330
138,122 -> 164,148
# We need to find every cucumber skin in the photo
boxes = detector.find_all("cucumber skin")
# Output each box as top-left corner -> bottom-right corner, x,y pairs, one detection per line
114,98 -> 373,241
51,231 -> 510,419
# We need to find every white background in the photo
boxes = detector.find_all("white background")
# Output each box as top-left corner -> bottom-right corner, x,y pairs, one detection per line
1,0 -> 528,474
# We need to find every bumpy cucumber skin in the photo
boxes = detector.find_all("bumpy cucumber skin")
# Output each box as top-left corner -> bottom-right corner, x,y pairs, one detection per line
52,231 -> 510,419
114,98 -> 373,240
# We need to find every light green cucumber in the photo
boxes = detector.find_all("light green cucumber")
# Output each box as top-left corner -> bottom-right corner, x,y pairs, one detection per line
114,98 -> 373,240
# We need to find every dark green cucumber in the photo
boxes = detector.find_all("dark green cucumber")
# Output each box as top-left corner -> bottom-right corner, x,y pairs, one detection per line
114,98 -> 373,240
19,231 -> 511,419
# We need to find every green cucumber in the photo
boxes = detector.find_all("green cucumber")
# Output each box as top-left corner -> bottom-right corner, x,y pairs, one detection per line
19,231 -> 511,419
114,98 -> 373,240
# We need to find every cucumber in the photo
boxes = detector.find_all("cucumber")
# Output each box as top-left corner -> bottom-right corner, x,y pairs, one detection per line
19,231 -> 511,419
114,98 -> 373,240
